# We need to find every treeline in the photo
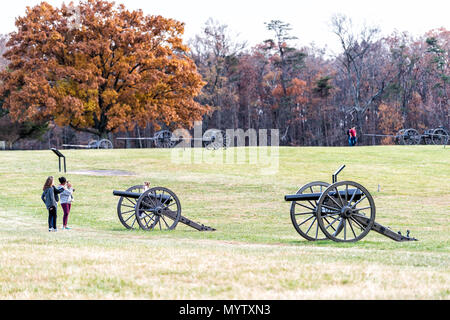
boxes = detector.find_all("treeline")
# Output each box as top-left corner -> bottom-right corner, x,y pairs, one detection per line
0,14 -> 449,148
189,17 -> 449,146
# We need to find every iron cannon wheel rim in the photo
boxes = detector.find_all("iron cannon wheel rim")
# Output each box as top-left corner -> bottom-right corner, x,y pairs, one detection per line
117,185 -> 145,230
98,139 -> 113,149
204,129 -> 231,150
316,181 -> 376,243
88,140 -> 99,149
432,128 -> 449,145
290,181 -> 330,241
154,130 -> 176,149
402,128 -> 421,145
135,187 -> 181,231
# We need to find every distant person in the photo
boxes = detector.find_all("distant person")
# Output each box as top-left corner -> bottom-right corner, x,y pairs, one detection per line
347,128 -> 352,146
60,180 -> 75,230
144,181 -> 151,191
350,127 -> 357,146
41,176 -> 58,232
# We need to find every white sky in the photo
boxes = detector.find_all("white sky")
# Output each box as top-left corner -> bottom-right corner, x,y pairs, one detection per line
1,0 -> 449,54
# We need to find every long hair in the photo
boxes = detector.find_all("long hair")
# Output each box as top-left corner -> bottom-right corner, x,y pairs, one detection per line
43,176 -> 54,191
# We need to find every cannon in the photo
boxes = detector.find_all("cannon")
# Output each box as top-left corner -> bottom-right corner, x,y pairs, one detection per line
365,127 -> 449,145
113,185 -> 216,232
421,127 -> 449,145
62,139 -> 113,149
284,165 -> 418,242
117,129 -> 231,150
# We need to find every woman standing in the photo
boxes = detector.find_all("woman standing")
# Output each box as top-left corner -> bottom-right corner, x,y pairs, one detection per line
60,181 -> 75,230
41,176 -> 58,232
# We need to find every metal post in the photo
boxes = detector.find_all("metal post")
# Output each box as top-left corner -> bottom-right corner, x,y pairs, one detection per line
332,165 -> 346,183
51,148 -> 67,173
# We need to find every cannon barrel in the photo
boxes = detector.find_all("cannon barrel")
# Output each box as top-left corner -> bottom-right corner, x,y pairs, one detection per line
113,191 -> 141,199
113,190 -> 173,204
285,189 -> 363,202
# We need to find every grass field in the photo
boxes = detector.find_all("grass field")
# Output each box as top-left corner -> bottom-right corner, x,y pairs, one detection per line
0,146 -> 449,299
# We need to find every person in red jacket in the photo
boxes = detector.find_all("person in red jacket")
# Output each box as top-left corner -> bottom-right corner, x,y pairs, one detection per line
349,127 -> 357,146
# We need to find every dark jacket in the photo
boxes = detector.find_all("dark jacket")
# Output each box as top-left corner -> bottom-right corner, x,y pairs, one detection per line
53,186 -> 64,202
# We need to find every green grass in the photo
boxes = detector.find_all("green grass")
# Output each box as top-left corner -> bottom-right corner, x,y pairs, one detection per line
0,146 -> 449,299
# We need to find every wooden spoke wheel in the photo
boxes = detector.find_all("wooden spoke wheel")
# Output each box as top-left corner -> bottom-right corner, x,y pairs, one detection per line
154,130 -> 176,149
290,181 -> 330,241
316,181 -> 376,242
98,139 -> 113,149
204,129 -> 228,150
432,128 -> 449,145
88,140 -> 99,149
402,128 -> 421,145
117,185 -> 145,230
135,187 -> 181,231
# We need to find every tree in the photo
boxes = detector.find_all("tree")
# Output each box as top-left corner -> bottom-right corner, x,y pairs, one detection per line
0,0 -> 208,138
263,20 -> 306,138
0,34 -> 49,148
378,103 -> 403,144
331,14 -> 396,135
189,18 -> 246,129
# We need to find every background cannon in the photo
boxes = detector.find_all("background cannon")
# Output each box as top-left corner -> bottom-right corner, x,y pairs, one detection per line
62,139 -> 114,149
113,185 -> 215,232
117,129 -> 231,150
285,165 -> 418,242
365,127 -> 449,146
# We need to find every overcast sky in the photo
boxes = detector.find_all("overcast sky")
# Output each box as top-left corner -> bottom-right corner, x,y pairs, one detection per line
1,0 -> 449,54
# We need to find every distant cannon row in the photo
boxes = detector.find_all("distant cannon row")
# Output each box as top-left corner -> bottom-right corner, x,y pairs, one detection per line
365,127 -> 449,145
117,129 -> 231,150
62,129 -> 231,150
63,139 -> 114,150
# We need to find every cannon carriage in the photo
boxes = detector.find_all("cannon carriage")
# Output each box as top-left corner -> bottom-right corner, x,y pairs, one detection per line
285,166 -> 418,242
113,184 -> 215,232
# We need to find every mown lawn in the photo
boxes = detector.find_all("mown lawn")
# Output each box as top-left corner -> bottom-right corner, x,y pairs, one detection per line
0,146 -> 448,299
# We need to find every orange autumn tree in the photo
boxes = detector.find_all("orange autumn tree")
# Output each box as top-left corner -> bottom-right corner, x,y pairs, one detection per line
0,0 -> 208,137
378,103 -> 403,144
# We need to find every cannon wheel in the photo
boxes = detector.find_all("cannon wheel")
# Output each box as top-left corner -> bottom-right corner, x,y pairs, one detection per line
117,185 -> 146,230
135,187 -> 181,231
204,129 -> 230,150
154,130 -> 176,149
316,181 -> 376,242
432,128 -> 449,145
88,140 -> 99,149
290,181 -> 330,241
98,139 -> 114,149
402,128 -> 421,145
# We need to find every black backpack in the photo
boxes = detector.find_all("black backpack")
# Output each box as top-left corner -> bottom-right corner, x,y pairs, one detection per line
53,186 -> 63,202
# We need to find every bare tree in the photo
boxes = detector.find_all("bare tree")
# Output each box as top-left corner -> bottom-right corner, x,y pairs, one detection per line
189,18 -> 247,129
331,14 -> 395,132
